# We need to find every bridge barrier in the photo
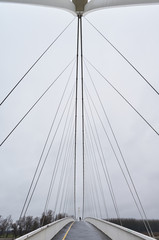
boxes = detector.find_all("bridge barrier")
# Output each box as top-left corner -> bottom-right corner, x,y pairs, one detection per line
15,217 -> 74,240
85,217 -> 155,240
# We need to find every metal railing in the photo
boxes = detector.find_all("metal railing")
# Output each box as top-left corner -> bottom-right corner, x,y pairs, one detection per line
15,217 -> 74,240
85,217 -> 155,240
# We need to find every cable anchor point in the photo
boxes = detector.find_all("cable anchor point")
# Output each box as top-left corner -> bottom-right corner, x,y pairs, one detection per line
72,0 -> 88,16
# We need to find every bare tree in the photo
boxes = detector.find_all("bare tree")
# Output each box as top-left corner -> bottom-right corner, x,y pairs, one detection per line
12,222 -> 18,238
32,217 -> 40,231
0,215 -> 12,237
25,216 -> 33,234
40,210 -> 54,226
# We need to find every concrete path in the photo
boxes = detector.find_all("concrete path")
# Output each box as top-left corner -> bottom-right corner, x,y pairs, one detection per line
52,221 -> 110,240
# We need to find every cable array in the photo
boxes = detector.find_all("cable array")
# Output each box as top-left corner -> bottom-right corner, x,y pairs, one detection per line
85,63 -> 154,235
1,11 -> 157,236
18,66 -> 75,221
83,62 -> 154,236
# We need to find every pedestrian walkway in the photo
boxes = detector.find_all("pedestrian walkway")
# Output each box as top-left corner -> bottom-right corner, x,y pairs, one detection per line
52,221 -> 111,240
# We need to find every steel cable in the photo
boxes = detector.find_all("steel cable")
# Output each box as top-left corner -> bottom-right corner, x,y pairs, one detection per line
85,84 -> 152,235
85,125 -> 109,219
85,58 -> 159,136
85,63 -> 154,236
85,144 -> 99,218
85,142 -> 102,219
0,18 -> 75,106
43,107 -> 74,218
19,62 -> 75,221
22,86 -> 75,218
59,138 -> 74,214
84,17 -> 159,96
85,107 -> 121,222
0,58 -> 75,147
46,110 -> 75,217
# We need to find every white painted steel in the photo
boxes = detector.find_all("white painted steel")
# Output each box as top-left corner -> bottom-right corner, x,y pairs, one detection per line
1,0 -> 159,15
85,217 -> 155,240
84,0 -> 159,14
15,217 -> 74,240
0,0 -> 76,14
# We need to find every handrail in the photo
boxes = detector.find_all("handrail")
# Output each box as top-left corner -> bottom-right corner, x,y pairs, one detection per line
15,217 -> 74,240
85,217 -> 155,240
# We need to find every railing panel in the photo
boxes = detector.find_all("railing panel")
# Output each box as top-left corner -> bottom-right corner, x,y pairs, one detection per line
15,217 -> 74,240
85,217 -> 155,240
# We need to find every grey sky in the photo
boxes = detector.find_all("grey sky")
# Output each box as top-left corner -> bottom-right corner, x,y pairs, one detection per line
0,2 -> 159,221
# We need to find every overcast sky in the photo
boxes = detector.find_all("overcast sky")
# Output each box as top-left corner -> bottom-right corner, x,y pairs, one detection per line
0,2 -> 159,221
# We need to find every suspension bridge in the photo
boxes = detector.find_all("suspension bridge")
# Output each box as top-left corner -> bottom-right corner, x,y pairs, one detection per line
0,0 -> 159,239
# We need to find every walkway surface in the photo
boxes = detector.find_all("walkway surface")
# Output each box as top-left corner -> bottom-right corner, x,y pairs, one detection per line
52,221 -> 110,240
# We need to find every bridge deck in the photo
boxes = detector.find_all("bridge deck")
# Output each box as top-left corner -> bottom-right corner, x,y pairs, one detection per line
52,221 -> 110,240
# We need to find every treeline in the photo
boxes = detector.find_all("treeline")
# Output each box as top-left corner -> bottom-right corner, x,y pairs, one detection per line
107,218 -> 159,235
0,210 -> 67,238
